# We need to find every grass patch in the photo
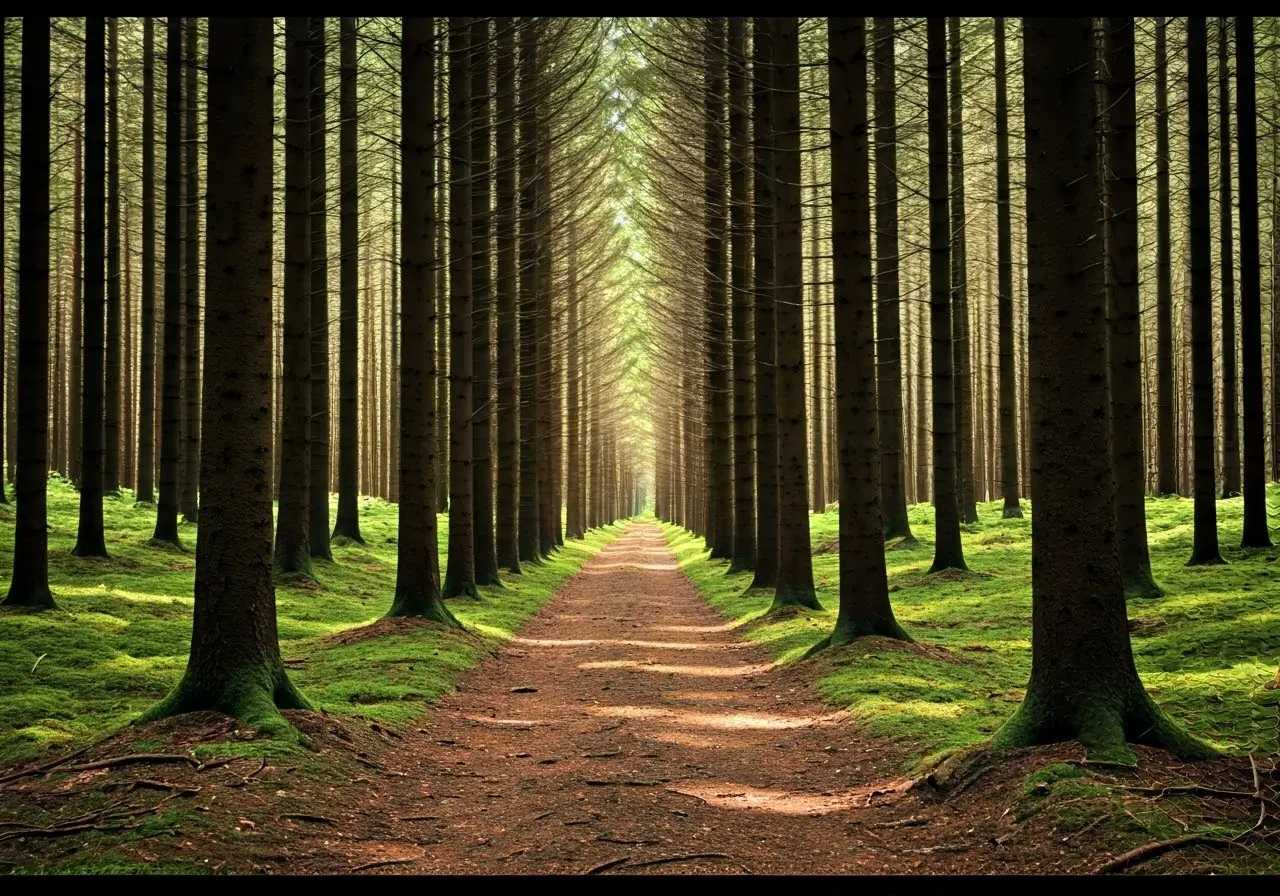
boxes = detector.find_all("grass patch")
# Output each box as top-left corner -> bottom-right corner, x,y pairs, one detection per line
0,478 -> 621,764
663,485 -> 1280,767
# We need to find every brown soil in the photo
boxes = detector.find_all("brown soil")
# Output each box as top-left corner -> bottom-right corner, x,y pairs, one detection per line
1,522 -> 1276,875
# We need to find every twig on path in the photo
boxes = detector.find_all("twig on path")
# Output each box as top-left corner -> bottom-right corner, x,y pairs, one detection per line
585,779 -> 668,787
597,836 -> 662,845
399,815 -> 440,822
349,853 -> 425,874
0,746 -> 90,786
224,757 -> 269,788
1250,754 -> 1267,832
585,856 -> 631,875
59,753 -> 199,773
624,853 -> 738,871
871,815 -> 929,829
111,779 -> 201,796
279,813 -> 336,826
1092,834 -> 1239,874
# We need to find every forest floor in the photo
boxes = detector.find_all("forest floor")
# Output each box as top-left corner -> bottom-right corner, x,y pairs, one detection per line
2,516 -> 1278,875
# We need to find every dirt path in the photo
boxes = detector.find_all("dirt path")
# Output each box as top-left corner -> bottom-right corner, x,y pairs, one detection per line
319,521 -> 944,874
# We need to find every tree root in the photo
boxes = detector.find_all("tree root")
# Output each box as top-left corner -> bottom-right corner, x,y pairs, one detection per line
349,853 -> 424,873
1092,834 -> 1239,874
0,746 -> 89,786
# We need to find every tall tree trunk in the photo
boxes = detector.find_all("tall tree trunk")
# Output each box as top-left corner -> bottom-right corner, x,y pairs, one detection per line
727,17 -> 755,572
1217,18 -> 1240,498
565,218 -> 582,541
139,18 -> 312,724
750,16 -> 778,591
332,17 -> 363,544
70,111 -> 83,489
517,19 -> 541,564
443,16 -> 478,599
704,17 -> 732,560
927,17 -> 967,573
1187,17 -> 1225,566
873,17 -> 916,539
1236,17 -> 1271,548
809,182 -> 826,514
180,18 -> 201,523
75,17 -> 109,559
153,17 -> 184,547
948,17 -> 977,525
435,29 -> 450,514
1155,17 -> 1177,495
136,17 -> 156,504
994,17 -> 1022,519
386,17 -> 458,626
1106,17 -> 1161,598
0,20 -> 5,502
994,18 -> 1211,764
770,17 -> 820,611
104,17 -> 122,495
915,306 -> 930,505
470,17 -> 500,585
494,17 -> 520,572
274,17 -> 314,578
308,17 -> 333,561
535,92 -> 555,558
824,16 -> 908,647
3,17 -> 55,607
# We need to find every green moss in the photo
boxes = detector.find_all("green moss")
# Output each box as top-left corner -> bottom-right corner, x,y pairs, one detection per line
0,480 -> 621,764
664,485 -> 1280,768
12,851 -> 212,875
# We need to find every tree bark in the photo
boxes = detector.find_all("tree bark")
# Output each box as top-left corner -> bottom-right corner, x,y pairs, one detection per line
517,19 -> 541,565
180,18 -> 201,523
993,18 -> 1212,764
75,16 -> 109,559
104,17 -> 122,495
136,17 -> 156,505
494,17 -> 521,572
770,17 -> 820,611
274,17 -> 314,579
994,17 -> 1022,519
1155,17 -> 1177,495
1216,19 -> 1240,498
948,17 -> 977,526
927,17 -> 967,573
823,16 -> 908,647
140,18 -> 312,724
2,17 -> 55,607
443,16 -> 479,599
308,17 -> 333,561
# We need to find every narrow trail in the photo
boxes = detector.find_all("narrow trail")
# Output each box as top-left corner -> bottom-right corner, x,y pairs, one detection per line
332,522 -> 933,874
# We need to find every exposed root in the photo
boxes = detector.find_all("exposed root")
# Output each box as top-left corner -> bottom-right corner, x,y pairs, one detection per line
1092,834 -> 1239,875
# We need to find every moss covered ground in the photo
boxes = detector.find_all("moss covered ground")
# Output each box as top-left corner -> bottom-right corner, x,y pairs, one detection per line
0,477 -> 619,765
664,486 -> 1280,769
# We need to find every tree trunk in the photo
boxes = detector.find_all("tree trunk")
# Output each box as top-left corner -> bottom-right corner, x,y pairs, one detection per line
1155,17 -> 1177,495
1235,17 -> 1271,548
517,19 -> 541,565
1187,17 -> 1226,566
948,17 -> 977,526
139,18 -> 312,724
470,17 -> 501,585
75,16 -> 109,559
927,17 -> 967,573
993,18 -> 1211,764
3,17 -> 55,608
824,16 -> 908,647
386,17 -> 459,626
104,17 -> 122,495
1106,17 -> 1161,598
308,17 -> 333,561
435,28 -> 450,515
332,17 -> 363,544
750,16 -> 778,591
770,17 -> 820,611
566,217 -> 582,541
136,17 -> 156,504
0,21 -> 5,502
494,17 -> 520,572
1216,19 -> 1240,498
535,92 -> 555,558
274,17 -> 314,579
443,16 -> 478,599
994,17 -> 1022,519
180,18 -> 201,524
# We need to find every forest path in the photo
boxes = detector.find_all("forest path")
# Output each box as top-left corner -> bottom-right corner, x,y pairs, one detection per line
325,521 -> 937,874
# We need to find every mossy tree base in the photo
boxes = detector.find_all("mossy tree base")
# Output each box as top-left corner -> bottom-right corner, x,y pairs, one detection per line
274,548 -> 316,584
386,589 -> 461,626
1186,551 -> 1227,567
1123,566 -> 1164,600
726,559 -> 755,576
1001,502 -> 1024,519
1,588 -> 58,610
442,581 -> 481,600
927,556 -> 969,575
330,533 -> 366,548
137,663 -> 312,736
768,584 -> 822,613
805,617 -> 911,658
991,685 -> 1218,766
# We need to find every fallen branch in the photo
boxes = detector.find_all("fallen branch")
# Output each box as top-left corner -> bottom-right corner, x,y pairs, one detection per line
399,815 -> 440,822
112,779 -> 200,796
585,856 -> 630,875
224,757 -> 268,788
1121,784 -> 1271,802
585,779 -> 668,787
349,853 -> 424,874
0,746 -> 90,786
624,853 -> 734,871
1093,834 -> 1238,875
597,836 -> 661,845
279,813 -> 336,826
60,753 -> 199,773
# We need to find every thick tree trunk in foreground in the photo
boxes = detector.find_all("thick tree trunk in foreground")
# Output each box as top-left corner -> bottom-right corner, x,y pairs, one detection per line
1186,17 -> 1225,567
308,17 -> 333,561
332,17 -> 364,544
822,17 -> 908,647
1236,18 -> 1271,549
386,16 -> 459,626
153,17 -> 184,548
994,17 -> 1022,519
750,16 -> 778,591
927,17 -> 967,574
3,18 -> 55,608
443,17 -> 479,599
274,17 -> 314,579
769,17 -> 820,611
1106,17 -> 1161,598
873,17 -> 915,541
75,17 -> 109,559
992,18 -> 1212,765
139,18 -> 312,726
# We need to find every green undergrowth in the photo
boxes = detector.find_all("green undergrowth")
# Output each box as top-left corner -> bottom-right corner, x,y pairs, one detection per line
0,477 -> 621,764
662,485 -> 1280,768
